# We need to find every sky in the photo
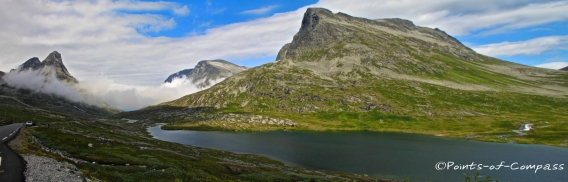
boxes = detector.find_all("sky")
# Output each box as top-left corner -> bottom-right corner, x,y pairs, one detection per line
0,0 -> 567,109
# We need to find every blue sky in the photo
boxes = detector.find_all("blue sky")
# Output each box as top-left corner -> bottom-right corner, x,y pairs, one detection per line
141,0 -> 318,38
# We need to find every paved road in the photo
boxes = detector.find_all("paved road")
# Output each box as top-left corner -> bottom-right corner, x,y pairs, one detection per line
0,123 -> 24,182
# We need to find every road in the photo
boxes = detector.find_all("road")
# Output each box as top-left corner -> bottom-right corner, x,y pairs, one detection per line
0,123 -> 24,182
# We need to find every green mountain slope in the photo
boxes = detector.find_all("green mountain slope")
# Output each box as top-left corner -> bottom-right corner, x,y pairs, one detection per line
125,8 -> 568,147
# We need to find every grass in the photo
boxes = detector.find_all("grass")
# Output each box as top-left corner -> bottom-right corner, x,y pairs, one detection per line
0,104 -> 67,124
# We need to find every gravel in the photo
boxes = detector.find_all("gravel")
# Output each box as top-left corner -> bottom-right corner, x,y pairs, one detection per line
23,155 -> 87,182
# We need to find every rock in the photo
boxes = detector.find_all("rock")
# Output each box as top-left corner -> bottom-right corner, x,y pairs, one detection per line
23,155 -> 86,182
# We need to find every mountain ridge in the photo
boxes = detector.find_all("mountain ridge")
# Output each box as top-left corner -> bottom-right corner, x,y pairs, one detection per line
160,7 -> 568,112
561,66 -> 568,71
13,51 -> 78,83
164,59 -> 247,89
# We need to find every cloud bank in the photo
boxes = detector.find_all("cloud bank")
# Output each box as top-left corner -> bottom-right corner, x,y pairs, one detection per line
2,69 -> 218,110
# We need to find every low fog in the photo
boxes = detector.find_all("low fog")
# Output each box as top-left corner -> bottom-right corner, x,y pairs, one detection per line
2,69 -> 219,111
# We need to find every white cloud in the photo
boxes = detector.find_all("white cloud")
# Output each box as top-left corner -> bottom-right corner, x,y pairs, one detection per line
471,35 -> 568,56
535,62 -> 568,70
240,5 -> 279,14
173,5 -> 190,16
2,69 -> 218,109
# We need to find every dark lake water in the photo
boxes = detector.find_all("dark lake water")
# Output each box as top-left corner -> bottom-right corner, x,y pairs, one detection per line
148,125 -> 568,181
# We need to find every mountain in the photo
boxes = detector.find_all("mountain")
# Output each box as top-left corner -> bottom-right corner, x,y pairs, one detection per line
0,51 -> 119,120
164,59 -> 247,88
13,51 -> 78,83
561,66 -> 568,71
164,69 -> 193,83
123,8 -> 568,144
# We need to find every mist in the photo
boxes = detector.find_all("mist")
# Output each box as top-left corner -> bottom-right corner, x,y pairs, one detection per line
2,70 -> 220,111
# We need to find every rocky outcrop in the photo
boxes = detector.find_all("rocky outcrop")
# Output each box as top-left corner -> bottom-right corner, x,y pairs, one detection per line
164,59 -> 246,88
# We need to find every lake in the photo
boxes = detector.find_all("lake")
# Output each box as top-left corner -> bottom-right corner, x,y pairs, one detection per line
148,125 -> 568,181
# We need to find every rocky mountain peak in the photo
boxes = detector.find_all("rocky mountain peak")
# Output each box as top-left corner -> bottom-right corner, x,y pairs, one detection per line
40,51 -> 77,83
561,66 -> 568,71
277,7 -> 473,62
13,51 -> 78,84
43,51 -> 63,65
19,57 -> 41,71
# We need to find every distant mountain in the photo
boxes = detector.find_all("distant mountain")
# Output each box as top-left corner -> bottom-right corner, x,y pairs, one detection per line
0,51 -> 119,118
561,66 -> 568,71
127,8 -> 568,134
13,51 -> 78,83
164,59 -> 247,88
164,69 -> 193,83
12,51 -> 78,83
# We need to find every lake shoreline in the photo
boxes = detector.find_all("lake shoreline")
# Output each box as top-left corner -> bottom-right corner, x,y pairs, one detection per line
158,123 -> 568,149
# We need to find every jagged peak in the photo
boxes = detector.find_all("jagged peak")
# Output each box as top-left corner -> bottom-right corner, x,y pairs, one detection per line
25,57 -> 41,64
43,51 -> 63,64
18,57 -> 42,71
